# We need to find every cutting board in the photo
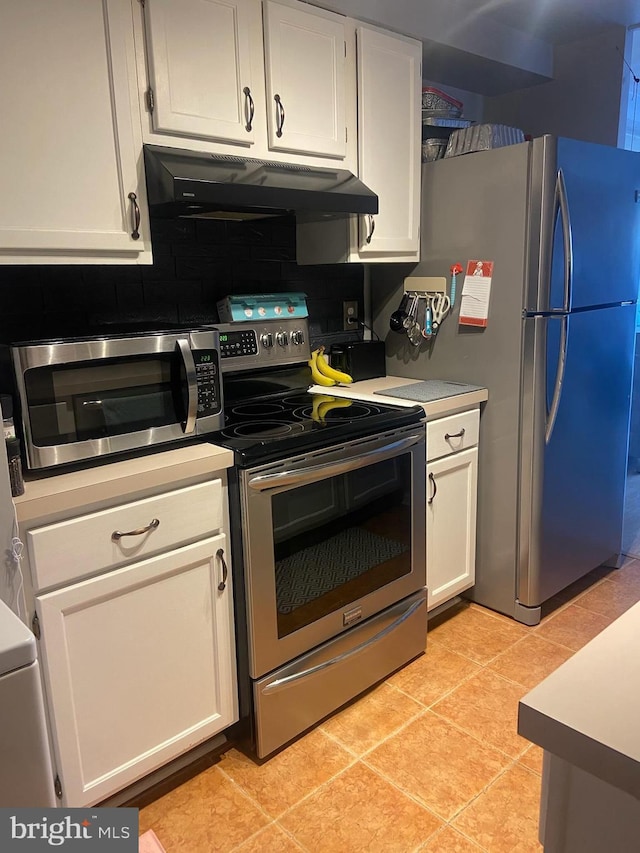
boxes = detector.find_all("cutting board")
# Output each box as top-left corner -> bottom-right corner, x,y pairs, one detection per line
375,380 -> 484,403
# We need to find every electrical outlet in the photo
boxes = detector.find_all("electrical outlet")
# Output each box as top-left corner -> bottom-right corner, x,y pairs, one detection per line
343,300 -> 358,330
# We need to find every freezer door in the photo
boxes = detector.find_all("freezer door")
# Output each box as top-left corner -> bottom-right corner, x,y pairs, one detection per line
555,138 -> 640,309
518,304 -> 635,608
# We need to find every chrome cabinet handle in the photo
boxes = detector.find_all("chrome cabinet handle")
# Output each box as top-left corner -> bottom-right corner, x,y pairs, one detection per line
428,472 -> 437,505
128,192 -> 141,241
444,428 -> 465,440
112,518 -> 159,541
243,86 -> 254,132
366,214 -> 375,244
274,94 -> 285,137
216,548 -> 228,592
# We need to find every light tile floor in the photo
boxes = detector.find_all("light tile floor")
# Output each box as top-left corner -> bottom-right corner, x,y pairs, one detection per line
139,556 -> 640,852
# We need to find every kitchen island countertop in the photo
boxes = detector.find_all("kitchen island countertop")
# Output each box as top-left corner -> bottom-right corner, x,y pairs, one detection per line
309,375 -> 488,418
519,598 -> 640,800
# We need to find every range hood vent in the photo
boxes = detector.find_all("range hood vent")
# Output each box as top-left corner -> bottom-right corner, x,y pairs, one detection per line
144,145 -> 378,220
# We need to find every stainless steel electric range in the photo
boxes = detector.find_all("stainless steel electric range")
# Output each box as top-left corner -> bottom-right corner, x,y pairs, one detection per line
212,317 -> 427,759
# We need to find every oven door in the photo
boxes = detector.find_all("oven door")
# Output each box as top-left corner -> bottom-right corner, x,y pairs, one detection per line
12,329 -> 222,470
240,424 -> 426,678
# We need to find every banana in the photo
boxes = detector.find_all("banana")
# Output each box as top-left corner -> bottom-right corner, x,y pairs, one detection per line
315,348 -> 353,385
317,397 -> 352,421
311,394 -> 336,422
308,349 -> 336,387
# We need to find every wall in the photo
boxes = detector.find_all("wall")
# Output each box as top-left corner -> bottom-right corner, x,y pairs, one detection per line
0,215 -> 363,350
483,25 -> 627,145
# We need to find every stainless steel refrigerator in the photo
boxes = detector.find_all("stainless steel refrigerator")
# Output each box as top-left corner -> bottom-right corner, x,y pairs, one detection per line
383,135 -> 640,624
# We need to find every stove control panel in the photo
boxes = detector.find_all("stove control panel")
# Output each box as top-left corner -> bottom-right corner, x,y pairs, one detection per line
217,318 -> 310,373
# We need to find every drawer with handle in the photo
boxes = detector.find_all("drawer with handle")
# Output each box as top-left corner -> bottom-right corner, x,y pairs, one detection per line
426,409 -> 479,462
27,480 -> 223,592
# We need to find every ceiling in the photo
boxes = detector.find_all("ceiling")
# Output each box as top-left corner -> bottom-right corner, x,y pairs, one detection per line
457,0 -> 640,44
316,0 -> 640,94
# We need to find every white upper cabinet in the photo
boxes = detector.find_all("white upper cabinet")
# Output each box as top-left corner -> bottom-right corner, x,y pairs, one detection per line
0,0 -> 151,264
144,0 -> 256,145
355,26 -> 421,258
296,23 -> 421,264
262,1 -> 346,159
135,0 -> 355,168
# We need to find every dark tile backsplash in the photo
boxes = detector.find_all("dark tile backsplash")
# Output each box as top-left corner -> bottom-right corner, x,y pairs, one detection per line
0,215 -> 364,349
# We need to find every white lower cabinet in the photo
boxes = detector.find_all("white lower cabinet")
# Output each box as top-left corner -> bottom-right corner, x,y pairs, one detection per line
426,410 -> 479,611
36,536 -> 236,807
23,474 -> 237,807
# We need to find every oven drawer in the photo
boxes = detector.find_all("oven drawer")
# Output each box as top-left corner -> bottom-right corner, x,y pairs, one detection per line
252,590 -> 426,758
27,480 -> 223,591
427,409 -> 479,461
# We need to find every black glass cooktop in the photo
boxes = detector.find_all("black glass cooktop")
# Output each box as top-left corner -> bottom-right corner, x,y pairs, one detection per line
209,388 -> 424,465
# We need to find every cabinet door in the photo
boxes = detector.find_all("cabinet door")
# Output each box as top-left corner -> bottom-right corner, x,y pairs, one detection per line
356,26 -> 421,257
263,1 -> 346,159
427,448 -> 477,611
36,535 -> 237,807
144,0 -> 256,145
0,0 -> 150,263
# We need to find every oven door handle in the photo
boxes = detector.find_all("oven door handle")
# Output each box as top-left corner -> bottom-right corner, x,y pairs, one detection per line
260,595 -> 424,694
177,338 -> 198,434
247,432 -> 425,492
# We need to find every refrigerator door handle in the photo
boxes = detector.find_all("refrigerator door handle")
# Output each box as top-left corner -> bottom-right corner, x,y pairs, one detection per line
556,169 -> 574,312
545,315 -> 568,444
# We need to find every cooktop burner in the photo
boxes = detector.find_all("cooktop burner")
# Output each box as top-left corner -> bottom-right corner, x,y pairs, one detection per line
210,388 -> 424,465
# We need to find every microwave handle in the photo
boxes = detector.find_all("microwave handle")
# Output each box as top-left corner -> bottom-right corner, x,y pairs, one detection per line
177,339 -> 198,434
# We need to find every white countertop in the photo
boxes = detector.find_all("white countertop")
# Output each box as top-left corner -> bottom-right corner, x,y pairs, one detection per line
518,600 -> 640,800
309,375 -> 488,419
14,443 -> 234,523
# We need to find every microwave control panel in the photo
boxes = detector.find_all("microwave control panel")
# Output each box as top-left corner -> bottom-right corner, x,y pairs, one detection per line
194,350 -> 221,415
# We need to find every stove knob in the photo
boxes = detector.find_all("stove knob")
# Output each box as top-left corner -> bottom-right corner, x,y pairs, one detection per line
291,329 -> 305,345
260,333 -> 274,349
276,331 -> 289,347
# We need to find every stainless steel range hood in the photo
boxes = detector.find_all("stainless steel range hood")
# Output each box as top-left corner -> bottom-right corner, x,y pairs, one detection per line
144,145 -> 378,220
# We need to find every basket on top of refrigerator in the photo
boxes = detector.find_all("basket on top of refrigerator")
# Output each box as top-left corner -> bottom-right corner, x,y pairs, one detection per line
444,124 -> 525,158
421,86 -> 463,115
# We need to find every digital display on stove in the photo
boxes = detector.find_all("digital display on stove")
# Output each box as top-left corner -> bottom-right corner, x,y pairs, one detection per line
219,329 -> 258,358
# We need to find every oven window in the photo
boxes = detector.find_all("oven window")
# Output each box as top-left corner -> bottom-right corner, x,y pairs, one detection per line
23,355 -> 186,445
272,454 -> 412,638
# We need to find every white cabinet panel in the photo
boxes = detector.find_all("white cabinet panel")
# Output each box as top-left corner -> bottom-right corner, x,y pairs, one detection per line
427,446 -> 478,611
356,26 -> 421,257
144,0 -> 256,144
426,409 -> 480,461
0,0 -> 151,264
36,535 -> 237,806
295,23 -> 421,263
28,480 -> 223,592
263,1 -> 346,159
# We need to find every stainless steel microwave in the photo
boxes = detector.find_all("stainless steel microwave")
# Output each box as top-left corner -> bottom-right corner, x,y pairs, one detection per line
10,328 -> 223,471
